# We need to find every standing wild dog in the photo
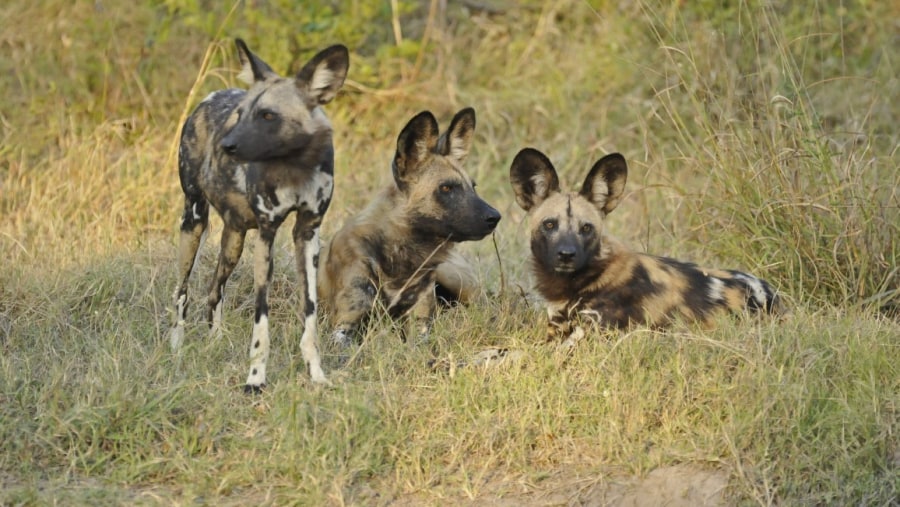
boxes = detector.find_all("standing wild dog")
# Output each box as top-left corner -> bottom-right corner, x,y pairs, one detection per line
320,108 -> 501,346
509,148 -> 782,340
168,39 -> 349,391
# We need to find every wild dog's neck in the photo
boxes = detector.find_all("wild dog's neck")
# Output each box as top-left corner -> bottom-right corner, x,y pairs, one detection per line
358,187 -> 454,268
373,186 -> 459,249
378,233 -> 453,284
280,130 -> 334,169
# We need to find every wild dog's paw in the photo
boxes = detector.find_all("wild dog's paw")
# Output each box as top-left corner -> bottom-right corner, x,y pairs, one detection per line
468,347 -> 511,366
243,383 -> 266,395
396,323 -> 432,346
559,326 -> 586,350
429,347 -> 525,374
331,328 -> 353,348
308,366 -> 333,387
413,320 -> 432,346
168,325 -> 184,351
546,320 -> 575,342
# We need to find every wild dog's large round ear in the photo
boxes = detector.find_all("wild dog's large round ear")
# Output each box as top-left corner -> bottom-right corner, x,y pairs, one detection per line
436,107 -> 476,164
296,44 -> 350,105
235,38 -> 276,84
509,148 -> 560,211
581,153 -> 627,215
392,111 -> 440,191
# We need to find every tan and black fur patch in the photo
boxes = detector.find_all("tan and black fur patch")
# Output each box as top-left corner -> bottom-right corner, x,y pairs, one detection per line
510,148 -> 784,340
320,108 -> 501,346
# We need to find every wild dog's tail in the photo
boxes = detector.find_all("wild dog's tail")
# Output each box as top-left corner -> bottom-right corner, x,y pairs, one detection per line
730,271 -> 785,315
434,250 -> 479,306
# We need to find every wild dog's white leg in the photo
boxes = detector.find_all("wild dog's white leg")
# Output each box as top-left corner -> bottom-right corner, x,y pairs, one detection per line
247,313 -> 270,387
295,228 -> 329,384
169,292 -> 187,350
245,227 -> 275,391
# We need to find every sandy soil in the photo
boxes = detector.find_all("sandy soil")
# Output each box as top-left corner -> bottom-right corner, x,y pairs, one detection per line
2,464 -> 729,505
378,464 -> 730,506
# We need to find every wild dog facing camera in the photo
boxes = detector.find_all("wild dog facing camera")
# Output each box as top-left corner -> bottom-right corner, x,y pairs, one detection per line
510,147 -> 783,337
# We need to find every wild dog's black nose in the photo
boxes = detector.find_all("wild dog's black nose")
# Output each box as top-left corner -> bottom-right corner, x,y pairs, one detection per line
484,208 -> 501,226
557,247 -> 576,262
221,141 -> 238,155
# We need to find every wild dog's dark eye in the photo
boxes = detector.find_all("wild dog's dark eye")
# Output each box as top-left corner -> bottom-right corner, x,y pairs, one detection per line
439,184 -> 453,193
543,220 -> 557,231
260,110 -> 277,121
580,223 -> 594,234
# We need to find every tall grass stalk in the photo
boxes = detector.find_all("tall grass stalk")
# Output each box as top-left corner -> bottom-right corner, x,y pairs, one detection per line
637,1 -> 898,308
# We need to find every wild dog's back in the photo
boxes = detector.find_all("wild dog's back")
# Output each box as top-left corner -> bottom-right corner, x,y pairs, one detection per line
548,252 -> 784,330
177,89 -> 244,205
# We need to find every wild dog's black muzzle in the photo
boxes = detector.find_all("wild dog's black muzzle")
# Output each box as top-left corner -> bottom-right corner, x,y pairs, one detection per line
472,202 -> 501,238
546,233 -> 586,274
483,205 -> 501,228
557,245 -> 576,262
220,128 -> 241,156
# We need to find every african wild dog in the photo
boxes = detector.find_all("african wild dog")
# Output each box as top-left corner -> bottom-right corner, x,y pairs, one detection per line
320,108 -> 501,346
167,39 -> 349,391
509,148 -> 783,340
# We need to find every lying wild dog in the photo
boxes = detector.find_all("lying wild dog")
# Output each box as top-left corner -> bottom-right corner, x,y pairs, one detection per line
509,148 -> 783,340
320,108 -> 501,346
167,39 -> 349,391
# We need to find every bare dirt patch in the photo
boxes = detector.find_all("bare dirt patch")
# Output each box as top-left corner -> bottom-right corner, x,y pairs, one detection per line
382,464 -> 729,506
2,464 -> 729,506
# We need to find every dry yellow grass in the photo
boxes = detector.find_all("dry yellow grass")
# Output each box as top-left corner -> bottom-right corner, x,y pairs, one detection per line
1,1 -> 898,505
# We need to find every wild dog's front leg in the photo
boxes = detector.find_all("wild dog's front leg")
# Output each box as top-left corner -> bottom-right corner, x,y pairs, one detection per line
330,273 -> 377,348
407,283 -> 437,344
545,303 -> 575,341
546,305 -> 587,349
245,225 -> 276,391
292,222 -> 329,385
386,276 -> 437,343
206,225 -> 247,339
168,195 -> 209,350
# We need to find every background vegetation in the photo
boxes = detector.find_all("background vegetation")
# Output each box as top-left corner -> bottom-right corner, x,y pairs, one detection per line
1,0 -> 897,504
